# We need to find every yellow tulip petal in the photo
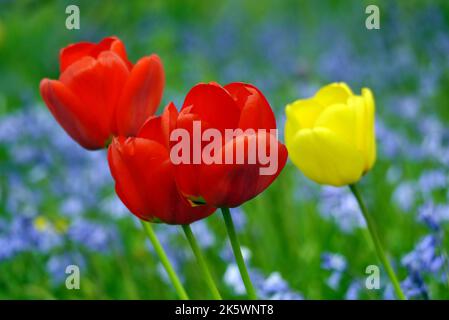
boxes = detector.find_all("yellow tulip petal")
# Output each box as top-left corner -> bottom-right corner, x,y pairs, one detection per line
285,98 -> 324,131
347,95 -> 366,152
362,88 -> 376,170
314,82 -> 354,106
284,118 -> 296,147
287,127 -> 364,186
314,103 -> 359,148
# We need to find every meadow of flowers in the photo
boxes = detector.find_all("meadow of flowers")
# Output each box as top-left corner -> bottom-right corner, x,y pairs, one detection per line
0,0 -> 449,300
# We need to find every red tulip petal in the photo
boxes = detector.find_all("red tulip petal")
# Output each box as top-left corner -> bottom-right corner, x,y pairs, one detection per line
198,131 -> 288,207
60,51 -> 129,136
173,82 -> 248,202
105,37 -> 132,69
60,42 -> 96,73
117,54 -> 165,137
60,36 -> 131,72
108,137 -> 214,224
138,102 -> 179,149
224,82 -> 277,131
108,137 -> 152,221
172,106 -> 214,200
173,84 -> 242,200
40,79 -> 107,149
181,83 -> 240,132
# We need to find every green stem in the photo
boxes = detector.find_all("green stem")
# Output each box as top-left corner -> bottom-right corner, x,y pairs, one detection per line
182,224 -> 222,300
141,221 -> 189,300
221,207 -> 258,300
349,184 -> 406,300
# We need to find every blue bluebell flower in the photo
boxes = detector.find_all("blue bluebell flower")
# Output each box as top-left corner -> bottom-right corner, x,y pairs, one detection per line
321,252 -> 348,290
345,281 -> 362,300
99,196 -> 129,219
319,187 -> 365,233
190,221 -> 215,249
224,264 -> 246,295
223,264 -> 303,300
60,197 -> 85,216
418,201 -> 449,231
386,166 -> 403,184
229,207 -> 247,232
418,170 -> 447,194
259,272 -> 303,300
321,253 -> 347,272
401,271 -> 429,300
392,181 -> 417,212
68,219 -> 118,253
402,235 -> 445,276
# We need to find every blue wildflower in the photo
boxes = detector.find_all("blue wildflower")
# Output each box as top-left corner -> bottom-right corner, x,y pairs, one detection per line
68,219 -> 118,253
392,181 -> 417,212
321,252 -> 348,290
345,281 -> 362,300
401,272 -> 429,300
319,187 -> 365,233
418,201 -> 449,231
191,221 -> 215,248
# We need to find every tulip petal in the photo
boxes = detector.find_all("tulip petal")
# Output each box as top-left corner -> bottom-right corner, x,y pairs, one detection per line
108,137 -> 155,221
60,36 -> 131,73
117,54 -> 165,137
138,102 -> 178,149
224,82 -> 276,130
40,79 -> 107,149
362,88 -> 376,170
314,82 -> 353,106
285,98 -> 325,139
198,131 -> 288,207
182,83 -> 240,132
60,42 -> 96,73
287,127 -> 364,186
108,137 -> 214,224
174,84 -> 240,201
60,51 -> 130,136
314,103 -> 359,148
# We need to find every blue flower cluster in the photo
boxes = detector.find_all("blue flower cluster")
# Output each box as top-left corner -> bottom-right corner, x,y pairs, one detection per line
321,252 -> 348,291
0,106 -> 122,284
221,234 -> 303,300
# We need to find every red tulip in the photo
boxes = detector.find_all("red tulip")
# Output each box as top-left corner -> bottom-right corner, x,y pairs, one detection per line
108,103 -> 216,224
172,82 -> 288,208
40,36 -> 165,150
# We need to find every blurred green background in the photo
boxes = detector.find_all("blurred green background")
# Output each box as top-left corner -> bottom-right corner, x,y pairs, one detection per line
0,0 -> 449,299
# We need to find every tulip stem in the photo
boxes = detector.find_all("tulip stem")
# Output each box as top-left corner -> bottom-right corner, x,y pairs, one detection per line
221,207 -> 258,300
349,184 -> 406,300
182,224 -> 222,300
141,221 -> 189,300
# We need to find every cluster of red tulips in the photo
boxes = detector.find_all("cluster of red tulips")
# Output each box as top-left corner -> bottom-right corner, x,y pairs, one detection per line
40,36 -> 287,299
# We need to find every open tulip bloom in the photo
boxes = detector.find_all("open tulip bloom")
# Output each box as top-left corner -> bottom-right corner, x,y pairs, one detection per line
40,37 -> 194,300
40,36 -> 164,150
285,82 -> 375,187
109,82 -> 288,299
109,103 -> 223,299
171,82 -> 288,207
285,82 -> 406,299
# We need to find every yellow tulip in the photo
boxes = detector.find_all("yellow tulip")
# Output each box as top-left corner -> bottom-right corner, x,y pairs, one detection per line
285,82 -> 376,186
